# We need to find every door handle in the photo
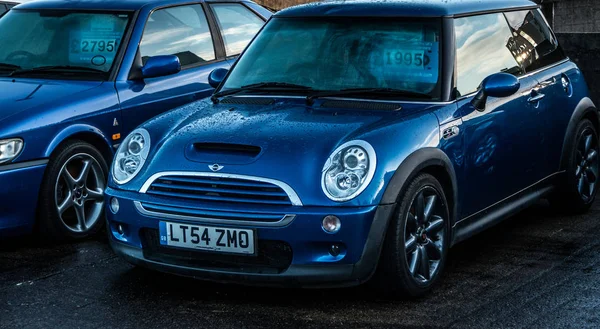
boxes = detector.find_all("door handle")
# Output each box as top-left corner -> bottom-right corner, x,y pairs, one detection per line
538,77 -> 557,87
528,93 -> 546,103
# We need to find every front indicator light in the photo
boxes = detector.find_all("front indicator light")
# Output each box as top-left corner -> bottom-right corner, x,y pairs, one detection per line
322,215 -> 341,234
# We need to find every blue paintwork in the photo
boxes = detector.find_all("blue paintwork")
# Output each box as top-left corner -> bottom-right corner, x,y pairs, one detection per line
106,0 -> 595,286
0,0 -> 271,235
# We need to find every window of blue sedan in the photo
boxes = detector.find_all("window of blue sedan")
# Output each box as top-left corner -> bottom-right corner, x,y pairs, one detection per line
0,10 -> 131,77
140,4 -> 216,67
221,17 -> 442,99
210,3 -> 265,57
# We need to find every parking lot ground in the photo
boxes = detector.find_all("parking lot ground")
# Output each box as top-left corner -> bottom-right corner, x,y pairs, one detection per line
1,200 -> 599,329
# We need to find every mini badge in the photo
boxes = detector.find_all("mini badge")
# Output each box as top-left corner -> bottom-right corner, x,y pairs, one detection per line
209,164 -> 224,172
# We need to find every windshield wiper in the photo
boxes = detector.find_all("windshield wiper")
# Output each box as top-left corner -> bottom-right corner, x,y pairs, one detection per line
211,82 -> 313,103
9,65 -> 106,77
306,88 -> 432,105
0,63 -> 21,71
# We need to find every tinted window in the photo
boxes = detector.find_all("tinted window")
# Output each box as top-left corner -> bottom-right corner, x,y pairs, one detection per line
454,13 -> 522,96
140,4 -> 215,66
222,17 -> 442,100
0,10 -> 130,74
210,3 -> 264,56
504,9 -> 566,72
0,5 -> 7,15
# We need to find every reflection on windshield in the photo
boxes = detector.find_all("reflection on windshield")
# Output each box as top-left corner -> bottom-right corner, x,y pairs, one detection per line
0,10 -> 130,75
222,17 -> 442,99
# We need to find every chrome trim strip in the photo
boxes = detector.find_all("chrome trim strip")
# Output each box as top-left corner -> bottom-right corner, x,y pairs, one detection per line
0,159 -> 48,172
134,201 -> 296,227
139,171 -> 303,206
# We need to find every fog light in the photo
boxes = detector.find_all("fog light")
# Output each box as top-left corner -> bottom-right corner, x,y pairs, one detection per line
110,197 -> 120,214
329,244 -> 341,257
117,224 -> 125,235
322,215 -> 341,234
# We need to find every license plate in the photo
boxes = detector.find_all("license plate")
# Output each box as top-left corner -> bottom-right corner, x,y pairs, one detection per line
159,222 -> 255,255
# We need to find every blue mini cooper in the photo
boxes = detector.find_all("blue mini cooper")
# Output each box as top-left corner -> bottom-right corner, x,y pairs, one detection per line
106,0 -> 599,296
0,0 -> 270,238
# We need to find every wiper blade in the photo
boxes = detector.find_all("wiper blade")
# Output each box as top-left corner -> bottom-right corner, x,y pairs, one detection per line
9,65 -> 106,76
211,82 -> 313,103
307,88 -> 432,104
0,63 -> 21,71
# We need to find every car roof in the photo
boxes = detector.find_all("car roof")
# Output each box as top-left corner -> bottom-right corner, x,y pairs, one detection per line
276,0 -> 538,18
15,0 -> 248,11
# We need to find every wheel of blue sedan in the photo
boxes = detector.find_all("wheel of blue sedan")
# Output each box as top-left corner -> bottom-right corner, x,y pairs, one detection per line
38,140 -> 108,240
380,173 -> 450,297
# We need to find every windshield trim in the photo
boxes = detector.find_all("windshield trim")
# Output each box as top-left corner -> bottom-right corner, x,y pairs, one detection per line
3,8 -> 136,81
216,16 -> 444,101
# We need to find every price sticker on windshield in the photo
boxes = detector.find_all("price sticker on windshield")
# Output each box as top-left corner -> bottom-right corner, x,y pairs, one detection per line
385,51 -> 430,68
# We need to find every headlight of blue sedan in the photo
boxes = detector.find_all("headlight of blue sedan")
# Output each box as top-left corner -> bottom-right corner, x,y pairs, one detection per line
113,128 -> 151,184
0,138 -> 24,164
321,140 -> 376,202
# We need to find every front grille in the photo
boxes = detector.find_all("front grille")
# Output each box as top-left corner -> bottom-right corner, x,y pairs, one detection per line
139,202 -> 289,223
140,229 -> 293,274
146,175 -> 293,206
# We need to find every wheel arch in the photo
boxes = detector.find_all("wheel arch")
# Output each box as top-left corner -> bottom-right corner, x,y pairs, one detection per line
44,124 -> 114,162
381,147 -> 458,228
560,97 -> 599,170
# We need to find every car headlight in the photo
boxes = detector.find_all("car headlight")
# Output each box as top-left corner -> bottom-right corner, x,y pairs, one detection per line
0,138 -> 24,164
113,128 -> 151,184
321,140 -> 376,202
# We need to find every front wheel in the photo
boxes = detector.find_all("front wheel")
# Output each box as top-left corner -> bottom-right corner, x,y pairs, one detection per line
378,173 -> 450,297
38,140 -> 108,240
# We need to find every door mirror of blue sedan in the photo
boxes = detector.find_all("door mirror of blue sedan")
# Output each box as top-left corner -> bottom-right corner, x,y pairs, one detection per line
208,68 -> 229,88
472,73 -> 520,111
141,55 -> 181,79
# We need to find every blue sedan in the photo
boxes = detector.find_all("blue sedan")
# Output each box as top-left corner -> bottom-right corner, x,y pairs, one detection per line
0,0 -> 270,238
106,0 -> 598,296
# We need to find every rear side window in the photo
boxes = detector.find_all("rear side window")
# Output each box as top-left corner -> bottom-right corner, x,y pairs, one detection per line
140,4 -> 216,67
210,3 -> 264,56
454,13 -> 522,96
0,5 -> 7,15
504,9 -> 566,72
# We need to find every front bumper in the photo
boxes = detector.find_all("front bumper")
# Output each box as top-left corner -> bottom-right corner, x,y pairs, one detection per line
0,160 -> 47,236
105,187 -> 395,288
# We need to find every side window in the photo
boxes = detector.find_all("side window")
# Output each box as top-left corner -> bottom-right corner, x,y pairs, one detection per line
210,3 -> 264,56
454,13 -> 522,96
504,9 -> 566,72
140,4 -> 216,67
0,5 -> 7,15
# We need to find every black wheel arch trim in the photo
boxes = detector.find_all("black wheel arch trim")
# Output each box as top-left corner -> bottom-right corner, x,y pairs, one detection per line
560,97 -> 599,170
380,147 -> 458,225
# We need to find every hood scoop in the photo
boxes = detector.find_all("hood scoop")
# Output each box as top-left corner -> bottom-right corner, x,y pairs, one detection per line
185,142 -> 263,164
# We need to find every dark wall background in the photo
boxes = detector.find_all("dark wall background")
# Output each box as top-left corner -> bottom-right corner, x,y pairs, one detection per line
556,33 -> 600,104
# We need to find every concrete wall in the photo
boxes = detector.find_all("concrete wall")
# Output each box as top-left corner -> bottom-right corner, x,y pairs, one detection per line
550,0 -> 600,33
556,33 -> 600,104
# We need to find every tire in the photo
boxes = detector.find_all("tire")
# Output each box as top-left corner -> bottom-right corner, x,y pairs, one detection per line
378,173 -> 450,297
38,140 -> 108,240
550,119 -> 599,214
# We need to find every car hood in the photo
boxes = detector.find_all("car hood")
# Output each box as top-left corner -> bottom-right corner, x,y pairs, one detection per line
134,98 -> 442,206
0,78 -> 104,123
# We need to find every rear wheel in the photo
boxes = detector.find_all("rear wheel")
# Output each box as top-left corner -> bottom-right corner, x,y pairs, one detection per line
38,140 -> 108,240
550,119 -> 599,214
378,173 -> 450,297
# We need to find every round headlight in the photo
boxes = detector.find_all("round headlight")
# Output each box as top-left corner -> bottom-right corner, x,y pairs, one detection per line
321,140 -> 376,202
112,128 -> 151,184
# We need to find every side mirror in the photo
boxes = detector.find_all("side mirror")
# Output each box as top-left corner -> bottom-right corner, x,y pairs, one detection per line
208,68 -> 229,88
141,55 -> 181,79
471,73 -> 520,111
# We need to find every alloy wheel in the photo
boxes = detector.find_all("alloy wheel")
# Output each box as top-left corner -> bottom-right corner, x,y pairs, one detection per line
575,129 -> 599,201
54,153 -> 106,233
404,186 -> 446,284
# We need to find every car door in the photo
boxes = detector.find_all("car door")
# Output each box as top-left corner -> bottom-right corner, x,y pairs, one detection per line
116,3 -> 231,134
454,12 -> 545,218
504,9 -> 571,177
208,2 -> 267,66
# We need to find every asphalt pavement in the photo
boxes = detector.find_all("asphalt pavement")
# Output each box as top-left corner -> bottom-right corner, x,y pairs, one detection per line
1,200 -> 599,329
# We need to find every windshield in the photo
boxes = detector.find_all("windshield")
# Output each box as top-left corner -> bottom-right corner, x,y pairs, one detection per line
221,17 -> 442,100
0,9 -> 131,78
